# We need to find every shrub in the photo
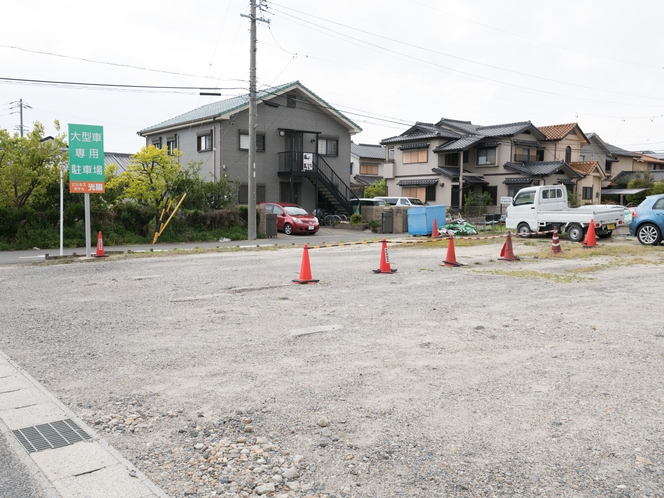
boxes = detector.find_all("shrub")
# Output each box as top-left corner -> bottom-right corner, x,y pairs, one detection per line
350,213 -> 363,224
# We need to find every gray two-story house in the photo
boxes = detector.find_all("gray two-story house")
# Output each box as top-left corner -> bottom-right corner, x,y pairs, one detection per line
138,81 -> 361,214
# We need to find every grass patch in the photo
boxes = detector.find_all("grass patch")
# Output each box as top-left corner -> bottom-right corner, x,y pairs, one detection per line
478,269 -> 587,283
520,242 -> 664,261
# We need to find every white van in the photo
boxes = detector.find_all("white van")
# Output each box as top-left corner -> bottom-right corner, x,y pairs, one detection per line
374,197 -> 426,207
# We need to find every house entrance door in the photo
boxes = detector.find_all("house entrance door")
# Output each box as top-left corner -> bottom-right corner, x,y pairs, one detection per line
280,181 -> 301,204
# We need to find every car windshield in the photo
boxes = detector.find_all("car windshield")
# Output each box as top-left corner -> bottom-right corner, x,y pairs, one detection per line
409,198 -> 425,205
283,206 -> 309,216
514,191 -> 535,206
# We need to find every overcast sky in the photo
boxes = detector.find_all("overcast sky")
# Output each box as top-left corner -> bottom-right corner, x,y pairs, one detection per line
2,0 -> 663,154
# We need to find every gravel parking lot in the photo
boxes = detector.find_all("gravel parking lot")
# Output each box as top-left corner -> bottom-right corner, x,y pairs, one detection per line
1,236 -> 664,497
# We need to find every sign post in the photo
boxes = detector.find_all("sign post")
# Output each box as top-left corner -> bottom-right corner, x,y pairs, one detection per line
68,124 -> 105,257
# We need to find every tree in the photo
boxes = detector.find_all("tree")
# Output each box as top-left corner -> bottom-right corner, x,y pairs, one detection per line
364,178 -> 386,198
463,191 -> 492,217
171,161 -> 239,211
107,145 -> 183,224
626,171 -> 655,204
0,122 -> 67,209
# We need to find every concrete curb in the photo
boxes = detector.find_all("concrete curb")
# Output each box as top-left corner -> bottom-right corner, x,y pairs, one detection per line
0,350 -> 168,498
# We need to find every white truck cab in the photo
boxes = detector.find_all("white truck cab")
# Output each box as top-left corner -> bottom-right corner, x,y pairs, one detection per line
506,185 -> 625,241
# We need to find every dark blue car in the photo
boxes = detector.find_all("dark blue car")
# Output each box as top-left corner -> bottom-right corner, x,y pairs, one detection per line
629,194 -> 664,245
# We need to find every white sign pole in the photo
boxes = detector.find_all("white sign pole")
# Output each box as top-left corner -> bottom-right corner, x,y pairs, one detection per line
84,193 -> 91,257
60,166 -> 64,256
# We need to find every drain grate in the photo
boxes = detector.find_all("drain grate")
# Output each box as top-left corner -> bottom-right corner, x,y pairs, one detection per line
12,419 -> 92,453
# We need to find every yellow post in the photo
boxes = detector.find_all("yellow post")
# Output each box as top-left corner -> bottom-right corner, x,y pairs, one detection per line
152,193 -> 187,244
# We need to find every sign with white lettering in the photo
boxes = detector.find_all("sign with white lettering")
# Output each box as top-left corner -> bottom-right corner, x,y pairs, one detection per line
68,124 -> 105,193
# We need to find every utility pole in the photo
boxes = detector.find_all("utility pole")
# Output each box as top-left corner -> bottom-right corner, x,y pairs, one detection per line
241,0 -> 269,240
458,151 -> 464,211
10,99 -> 31,137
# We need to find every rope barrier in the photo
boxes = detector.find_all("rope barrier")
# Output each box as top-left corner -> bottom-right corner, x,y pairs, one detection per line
308,229 -> 556,249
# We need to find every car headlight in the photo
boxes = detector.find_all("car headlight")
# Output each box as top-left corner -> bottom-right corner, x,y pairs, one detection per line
293,217 -> 302,224
314,217 -> 319,224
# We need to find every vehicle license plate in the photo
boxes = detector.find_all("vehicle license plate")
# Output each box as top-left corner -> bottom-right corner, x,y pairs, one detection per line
607,224 -> 616,230
309,225 -> 315,230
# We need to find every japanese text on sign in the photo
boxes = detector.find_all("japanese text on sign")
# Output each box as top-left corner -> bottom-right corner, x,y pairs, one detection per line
68,124 -> 105,194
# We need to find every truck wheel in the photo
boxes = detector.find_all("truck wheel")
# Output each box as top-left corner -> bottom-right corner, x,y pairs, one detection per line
596,229 -> 613,239
567,224 -> 585,242
517,223 -> 532,238
636,223 -> 662,246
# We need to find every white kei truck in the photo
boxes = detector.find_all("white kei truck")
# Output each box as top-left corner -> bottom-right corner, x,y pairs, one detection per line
505,184 -> 626,242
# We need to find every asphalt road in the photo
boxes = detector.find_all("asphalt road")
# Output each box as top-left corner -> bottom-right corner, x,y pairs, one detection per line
0,227 -> 389,266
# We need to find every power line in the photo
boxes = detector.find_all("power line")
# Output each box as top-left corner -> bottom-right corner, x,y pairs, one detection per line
268,2 -> 664,103
407,0 -> 663,70
0,44 -> 225,80
266,8 -> 664,108
0,77 -> 246,93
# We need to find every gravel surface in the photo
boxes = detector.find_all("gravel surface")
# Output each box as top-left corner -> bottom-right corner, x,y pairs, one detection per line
1,236 -> 664,497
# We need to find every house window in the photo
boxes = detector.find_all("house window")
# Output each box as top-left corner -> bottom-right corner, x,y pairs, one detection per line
579,154 -> 585,161
388,147 -> 394,161
318,139 -> 338,156
360,163 -> 378,175
239,133 -> 265,152
425,185 -> 436,202
287,94 -> 297,108
166,135 -> 177,155
197,133 -> 212,152
403,150 -> 428,164
582,186 -> 593,200
151,138 -> 162,149
238,184 -> 266,204
444,152 -> 467,166
565,146 -> 572,163
514,148 -> 544,162
476,147 -> 497,166
605,162 -> 612,173
508,186 -> 523,198
402,187 -> 426,202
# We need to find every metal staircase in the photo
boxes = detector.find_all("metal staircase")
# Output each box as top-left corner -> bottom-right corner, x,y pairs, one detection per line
278,152 -> 358,215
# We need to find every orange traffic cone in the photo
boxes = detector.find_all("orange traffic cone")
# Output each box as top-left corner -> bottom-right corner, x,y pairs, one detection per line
498,231 -> 520,261
373,239 -> 397,274
582,220 -> 597,248
431,218 -> 439,238
551,226 -> 562,254
441,234 -> 464,267
95,231 -> 107,257
293,244 -> 319,284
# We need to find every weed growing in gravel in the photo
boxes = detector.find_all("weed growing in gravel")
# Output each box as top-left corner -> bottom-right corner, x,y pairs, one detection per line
521,243 -> 663,262
478,269 -> 586,283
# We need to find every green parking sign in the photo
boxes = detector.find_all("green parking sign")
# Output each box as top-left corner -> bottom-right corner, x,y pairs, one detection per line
68,124 -> 105,193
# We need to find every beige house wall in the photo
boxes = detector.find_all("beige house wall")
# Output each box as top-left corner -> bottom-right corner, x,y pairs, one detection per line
545,134 -> 583,163
610,156 -> 638,181
575,174 -> 603,205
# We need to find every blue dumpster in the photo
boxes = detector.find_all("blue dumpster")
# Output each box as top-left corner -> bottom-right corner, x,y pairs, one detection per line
407,205 -> 446,236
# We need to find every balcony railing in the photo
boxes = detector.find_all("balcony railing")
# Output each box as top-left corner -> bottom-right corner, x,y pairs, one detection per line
279,151 -> 308,173
278,151 -> 357,213
514,154 -> 544,162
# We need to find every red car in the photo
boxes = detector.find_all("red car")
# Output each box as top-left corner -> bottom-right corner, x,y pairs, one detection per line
260,202 -> 320,235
